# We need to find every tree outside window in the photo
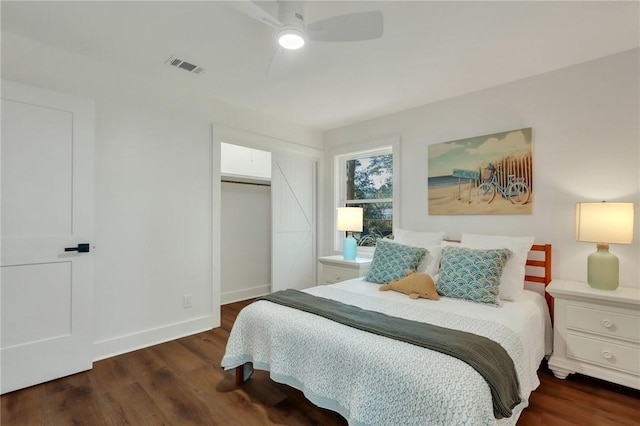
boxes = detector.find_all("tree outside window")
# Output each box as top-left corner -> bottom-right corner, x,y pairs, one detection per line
345,153 -> 393,246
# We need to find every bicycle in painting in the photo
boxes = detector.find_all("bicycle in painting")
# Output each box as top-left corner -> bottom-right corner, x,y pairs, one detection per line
475,163 -> 530,205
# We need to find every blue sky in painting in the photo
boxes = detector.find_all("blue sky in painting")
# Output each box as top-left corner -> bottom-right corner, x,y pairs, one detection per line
428,128 -> 532,177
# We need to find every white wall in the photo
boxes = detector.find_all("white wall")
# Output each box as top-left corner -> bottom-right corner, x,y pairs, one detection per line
1,33 -> 323,359
221,143 -> 271,181
91,102 -> 214,357
324,49 -> 640,289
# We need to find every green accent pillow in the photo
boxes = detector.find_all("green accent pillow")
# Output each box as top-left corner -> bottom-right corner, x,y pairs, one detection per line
436,246 -> 512,305
365,239 -> 427,284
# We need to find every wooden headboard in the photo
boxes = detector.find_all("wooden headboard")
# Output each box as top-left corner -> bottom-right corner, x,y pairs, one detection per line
525,244 -> 553,315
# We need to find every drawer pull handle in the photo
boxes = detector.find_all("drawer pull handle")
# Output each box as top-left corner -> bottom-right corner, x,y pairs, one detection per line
601,351 -> 613,360
601,319 -> 613,328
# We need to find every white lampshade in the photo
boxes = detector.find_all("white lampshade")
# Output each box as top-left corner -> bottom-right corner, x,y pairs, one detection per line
337,207 -> 363,232
575,202 -> 634,244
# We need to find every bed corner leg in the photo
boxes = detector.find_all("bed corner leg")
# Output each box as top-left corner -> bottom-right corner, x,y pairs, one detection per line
235,364 -> 245,385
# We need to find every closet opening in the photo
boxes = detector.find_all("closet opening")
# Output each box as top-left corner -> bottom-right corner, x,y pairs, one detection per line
220,143 -> 272,304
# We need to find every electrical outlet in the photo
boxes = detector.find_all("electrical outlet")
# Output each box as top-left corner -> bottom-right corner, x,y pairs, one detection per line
183,294 -> 192,309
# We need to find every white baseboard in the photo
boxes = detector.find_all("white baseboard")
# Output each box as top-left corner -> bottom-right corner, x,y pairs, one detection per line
93,314 -> 216,362
221,284 -> 270,305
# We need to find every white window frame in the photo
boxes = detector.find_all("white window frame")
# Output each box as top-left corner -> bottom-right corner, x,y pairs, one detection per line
332,136 -> 400,256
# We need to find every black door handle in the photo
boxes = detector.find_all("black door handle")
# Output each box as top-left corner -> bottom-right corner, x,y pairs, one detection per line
65,243 -> 90,253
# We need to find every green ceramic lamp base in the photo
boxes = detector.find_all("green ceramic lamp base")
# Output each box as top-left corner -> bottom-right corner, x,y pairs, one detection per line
587,243 -> 619,291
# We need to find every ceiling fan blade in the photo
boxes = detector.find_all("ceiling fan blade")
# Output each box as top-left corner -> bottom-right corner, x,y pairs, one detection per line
226,0 -> 282,30
307,10 -> 383,42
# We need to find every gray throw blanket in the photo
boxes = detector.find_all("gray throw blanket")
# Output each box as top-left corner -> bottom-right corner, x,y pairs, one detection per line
257,289 -> 522,419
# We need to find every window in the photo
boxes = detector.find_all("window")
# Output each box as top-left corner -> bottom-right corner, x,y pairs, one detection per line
335,143 -> 396,252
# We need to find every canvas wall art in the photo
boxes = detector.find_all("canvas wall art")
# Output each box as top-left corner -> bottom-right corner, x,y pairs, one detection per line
428,128 -> 532,215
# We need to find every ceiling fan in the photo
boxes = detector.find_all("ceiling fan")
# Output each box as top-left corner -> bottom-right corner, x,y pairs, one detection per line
229,1 -> 384,50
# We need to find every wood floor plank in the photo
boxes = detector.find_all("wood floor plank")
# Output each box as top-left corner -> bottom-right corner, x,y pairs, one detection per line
2,299 -> 638,425
0,382 -> 49,426
177,327 -> 229,367
179,364 -> 271,425
518,365 -> 640,426
121,348 -> 222,426
149,339 -> 210,374
98,382 -> 173,426
42,371 -> 110,425
238,370 -> 346,426
88,356 -> 137,396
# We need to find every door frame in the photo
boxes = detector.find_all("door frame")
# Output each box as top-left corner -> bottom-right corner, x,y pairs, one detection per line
212,124 -> 322,300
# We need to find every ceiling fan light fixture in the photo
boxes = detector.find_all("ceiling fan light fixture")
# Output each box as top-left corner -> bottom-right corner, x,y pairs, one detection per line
278,28 -> 305,50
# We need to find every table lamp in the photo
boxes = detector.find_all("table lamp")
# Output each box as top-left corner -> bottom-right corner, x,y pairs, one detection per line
575,202 -> 634,290
337,207 -> 363,260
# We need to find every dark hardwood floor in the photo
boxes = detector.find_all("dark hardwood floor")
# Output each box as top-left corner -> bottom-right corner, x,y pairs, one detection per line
2,299 -> 639,425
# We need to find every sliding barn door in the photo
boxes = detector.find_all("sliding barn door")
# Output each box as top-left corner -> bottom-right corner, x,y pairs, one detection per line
271,154 -> 316,291
1,81 -> 94,394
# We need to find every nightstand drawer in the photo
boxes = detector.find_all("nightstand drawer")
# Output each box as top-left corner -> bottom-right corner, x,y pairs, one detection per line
567,304 -> 640,343
567,334 -> 640,375
317,256 -> 371,285
322,265 -> 359,284
548,280 -> 640,390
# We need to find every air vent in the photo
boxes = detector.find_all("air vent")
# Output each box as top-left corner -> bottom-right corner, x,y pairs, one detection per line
165,56 -> 205,75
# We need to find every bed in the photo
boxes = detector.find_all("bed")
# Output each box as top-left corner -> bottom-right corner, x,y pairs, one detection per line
222,235 -> 553,426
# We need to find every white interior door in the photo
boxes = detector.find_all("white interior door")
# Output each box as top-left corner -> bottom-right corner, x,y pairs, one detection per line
271,154 -> 316,291
1,81 -> 94,394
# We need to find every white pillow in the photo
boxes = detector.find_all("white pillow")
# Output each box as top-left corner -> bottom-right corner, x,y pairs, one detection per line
430,241 -> 462,282
420,245 -> 442,276
381,238 -> 441,276
440,240 -> 461,248
393,229 -> 445,275
393,228 -> 445,247
461,233 -> 535,300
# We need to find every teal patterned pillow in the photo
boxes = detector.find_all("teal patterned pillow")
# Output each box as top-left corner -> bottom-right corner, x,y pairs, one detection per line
436,246 -> 512,305
365,239 -> 427,284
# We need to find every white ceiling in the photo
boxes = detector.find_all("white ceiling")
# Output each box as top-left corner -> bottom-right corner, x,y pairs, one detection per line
2,1 -> 638,131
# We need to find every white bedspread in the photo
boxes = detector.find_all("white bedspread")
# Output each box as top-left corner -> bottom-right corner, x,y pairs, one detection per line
221,278 -> 552,426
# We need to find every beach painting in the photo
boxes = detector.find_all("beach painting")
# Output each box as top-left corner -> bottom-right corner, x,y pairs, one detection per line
428,128 -> 533,215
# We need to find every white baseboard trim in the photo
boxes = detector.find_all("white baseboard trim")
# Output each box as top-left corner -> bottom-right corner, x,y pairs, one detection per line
221,284 -> 270,305
93,314 -> 216,362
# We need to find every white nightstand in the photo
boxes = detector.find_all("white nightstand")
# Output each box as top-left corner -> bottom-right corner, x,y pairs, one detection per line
317,255 -> 372,285
547,279 -> 640,390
